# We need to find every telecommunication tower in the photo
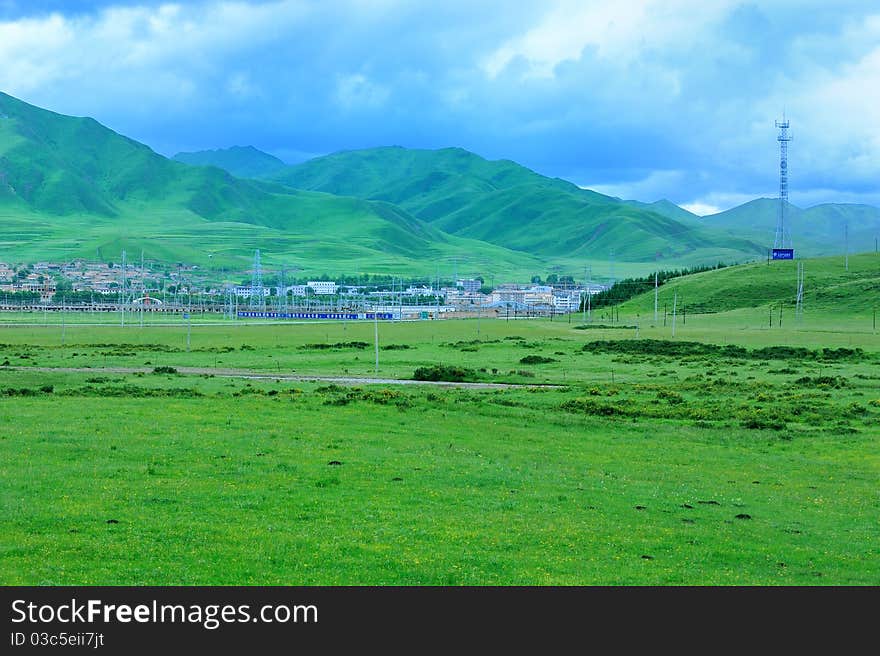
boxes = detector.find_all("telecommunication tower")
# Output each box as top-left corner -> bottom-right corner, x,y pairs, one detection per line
249,249 -> 265,310
774,116 -> 793,251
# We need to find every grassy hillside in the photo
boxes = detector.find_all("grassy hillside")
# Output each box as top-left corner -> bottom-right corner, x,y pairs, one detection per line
615,251 -> 880,315
0,93 -> 543,277
173,145 -> 287,179
435,185 -> 759,263
271,146 -> 766,264
624,199 -> 701,224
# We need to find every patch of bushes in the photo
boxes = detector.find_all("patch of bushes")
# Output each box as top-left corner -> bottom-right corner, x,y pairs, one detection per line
741,417 -> 787,430
322,388 -> 411,408
560,398 -> 627,416
2,387 -> 41,396
794,376 -> 847,389
299,341 -> 369,350
381,344 -> 412,351
152,366 -> 178,375
656,389 -> 685,404
581,339 -> 866,362
59,385 -> 203,398
92,343 -> 182,353
519,355 -> 557,365
413,364 -> 479,382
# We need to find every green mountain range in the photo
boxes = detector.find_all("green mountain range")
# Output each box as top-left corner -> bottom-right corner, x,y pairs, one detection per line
0,92 -> 539,277
1,92 -> 875,280
264,146 -> 763,264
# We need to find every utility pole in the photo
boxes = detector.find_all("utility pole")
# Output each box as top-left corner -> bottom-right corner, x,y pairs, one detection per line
845,222 -> 849,271
120,249 -> 126,328
140,249 -> 144,328
609,249 -> 615,288
374,307 -> 379,374
477,294 -> 482,337
795,262 -> 804,320
672,291 -> 677,338
654,270 -> 658,324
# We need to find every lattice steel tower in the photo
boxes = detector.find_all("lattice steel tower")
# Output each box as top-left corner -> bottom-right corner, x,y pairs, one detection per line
249,249 -> 265,310
774,116 -> 793,249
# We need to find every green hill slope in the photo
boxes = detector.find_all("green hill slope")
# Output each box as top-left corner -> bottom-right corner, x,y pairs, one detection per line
0,93 -> 542,276
173,146 -> 287,179
616,251 -> 880,315
624,199 -> 701,224
270,146 -> 766,264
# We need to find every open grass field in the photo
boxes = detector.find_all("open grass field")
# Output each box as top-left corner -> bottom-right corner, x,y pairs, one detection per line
1,299 -> 878,585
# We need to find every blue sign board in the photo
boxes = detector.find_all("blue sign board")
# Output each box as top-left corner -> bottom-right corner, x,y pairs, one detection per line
772,248 -> 794,260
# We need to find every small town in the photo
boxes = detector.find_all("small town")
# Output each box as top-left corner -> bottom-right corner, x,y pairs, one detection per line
0,258 -> 608,318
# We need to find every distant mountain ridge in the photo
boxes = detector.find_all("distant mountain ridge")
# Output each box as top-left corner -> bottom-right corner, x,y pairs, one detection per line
266,146 -> 764,263
702,198 -> 880,254
173,146 -> 287,179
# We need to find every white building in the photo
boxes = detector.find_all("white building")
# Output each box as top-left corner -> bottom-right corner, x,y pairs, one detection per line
307,281 -> 338,295
233,286 -> 271,298
490,289 -> 526,304
457,278 -> 482,293
281,285 -> 309,297
552,290 -> 583,311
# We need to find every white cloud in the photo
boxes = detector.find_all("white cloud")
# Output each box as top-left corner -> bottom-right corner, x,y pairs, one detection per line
481,0 -> 735,79
0,1 -> 310,112
588,170 -> 687,201
680,202 -> 720,216
335,73 -> 389,110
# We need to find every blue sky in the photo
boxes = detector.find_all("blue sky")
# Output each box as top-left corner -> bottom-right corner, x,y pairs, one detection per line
1,0 -> 879,214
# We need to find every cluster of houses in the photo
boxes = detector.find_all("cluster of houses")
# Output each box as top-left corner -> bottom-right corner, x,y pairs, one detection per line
1,262 -> 605,315
233,276 -> 604,313
0,262 -> 59,301
0,260 -> 203,301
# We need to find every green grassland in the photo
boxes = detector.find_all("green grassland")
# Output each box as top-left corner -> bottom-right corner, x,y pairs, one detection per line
1,257 -> 878,585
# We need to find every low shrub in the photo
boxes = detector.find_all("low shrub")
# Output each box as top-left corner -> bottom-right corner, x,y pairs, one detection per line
519,355 -> 557,365
413,364 -> 478,382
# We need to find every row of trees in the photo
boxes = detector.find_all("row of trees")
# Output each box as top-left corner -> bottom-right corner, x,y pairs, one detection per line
587,262 -> 729,309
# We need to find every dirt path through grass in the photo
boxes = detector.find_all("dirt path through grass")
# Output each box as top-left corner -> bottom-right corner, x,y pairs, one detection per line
6,365 -> 561,389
